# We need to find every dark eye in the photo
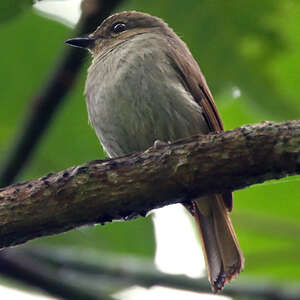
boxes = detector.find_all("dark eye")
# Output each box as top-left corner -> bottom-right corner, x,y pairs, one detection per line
112,23 -> 127,34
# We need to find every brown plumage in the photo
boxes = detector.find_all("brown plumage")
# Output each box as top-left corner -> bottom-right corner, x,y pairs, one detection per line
164,23 -> 244,290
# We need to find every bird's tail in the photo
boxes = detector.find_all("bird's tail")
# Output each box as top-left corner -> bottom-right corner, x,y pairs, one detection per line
191,195 -> 244,292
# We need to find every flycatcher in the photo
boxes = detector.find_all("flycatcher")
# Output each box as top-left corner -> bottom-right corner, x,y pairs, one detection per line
66,11 -> 244,291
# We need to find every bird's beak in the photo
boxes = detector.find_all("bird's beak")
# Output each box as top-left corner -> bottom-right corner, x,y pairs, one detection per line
65,37 -> 95,49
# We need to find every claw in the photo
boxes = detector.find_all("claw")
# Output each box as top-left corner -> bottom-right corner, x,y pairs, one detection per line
153,139 -> 169,150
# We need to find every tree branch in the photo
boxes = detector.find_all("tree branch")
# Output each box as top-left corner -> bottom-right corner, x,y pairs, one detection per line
0,250 -> 113,300
0,120 -> 299,249
17,247 -> 300,300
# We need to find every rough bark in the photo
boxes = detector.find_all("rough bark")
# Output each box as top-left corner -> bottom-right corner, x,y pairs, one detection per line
0,120 -> 299,249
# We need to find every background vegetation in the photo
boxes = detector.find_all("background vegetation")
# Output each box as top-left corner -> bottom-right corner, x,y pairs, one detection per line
0,0 -> 299,298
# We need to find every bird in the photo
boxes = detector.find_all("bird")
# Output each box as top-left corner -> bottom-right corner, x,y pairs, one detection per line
65,11 -> 244,291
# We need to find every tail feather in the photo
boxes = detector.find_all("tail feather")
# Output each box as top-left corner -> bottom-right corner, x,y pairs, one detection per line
191,195 -> 244,292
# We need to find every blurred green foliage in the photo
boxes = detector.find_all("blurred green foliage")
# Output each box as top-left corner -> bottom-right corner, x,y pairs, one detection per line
0,0 -> 300,292
0,0 -> 33,23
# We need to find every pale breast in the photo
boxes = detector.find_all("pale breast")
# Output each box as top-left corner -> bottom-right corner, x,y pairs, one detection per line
85,33 -> 209,158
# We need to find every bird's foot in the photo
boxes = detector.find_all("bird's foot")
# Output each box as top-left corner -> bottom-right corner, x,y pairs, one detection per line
153,139 -> 171,150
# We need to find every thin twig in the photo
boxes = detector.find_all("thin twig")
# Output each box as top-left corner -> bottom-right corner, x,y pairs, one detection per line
0,250 -> 114,300
23,247 -> 300,300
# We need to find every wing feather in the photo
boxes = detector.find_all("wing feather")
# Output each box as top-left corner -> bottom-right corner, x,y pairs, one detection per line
166,35 -> 232,210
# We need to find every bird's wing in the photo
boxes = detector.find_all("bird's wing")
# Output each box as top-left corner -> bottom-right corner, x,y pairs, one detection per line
166,36 -> 233,211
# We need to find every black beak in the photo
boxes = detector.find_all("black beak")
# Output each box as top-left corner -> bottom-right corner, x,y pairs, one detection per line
65,37 -> 95,49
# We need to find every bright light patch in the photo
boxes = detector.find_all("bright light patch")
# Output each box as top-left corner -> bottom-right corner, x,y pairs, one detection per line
114,286 -> 230,300
232,87 -> 241,99
34,0 -> 82,27
0,285 -> 53,300
153,204 -> 205,278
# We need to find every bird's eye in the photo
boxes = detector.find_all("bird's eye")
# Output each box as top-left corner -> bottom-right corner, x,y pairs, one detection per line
112,23 -> 127,34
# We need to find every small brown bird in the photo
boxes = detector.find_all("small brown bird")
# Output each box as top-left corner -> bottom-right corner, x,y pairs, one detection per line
66,11 -> 244,291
